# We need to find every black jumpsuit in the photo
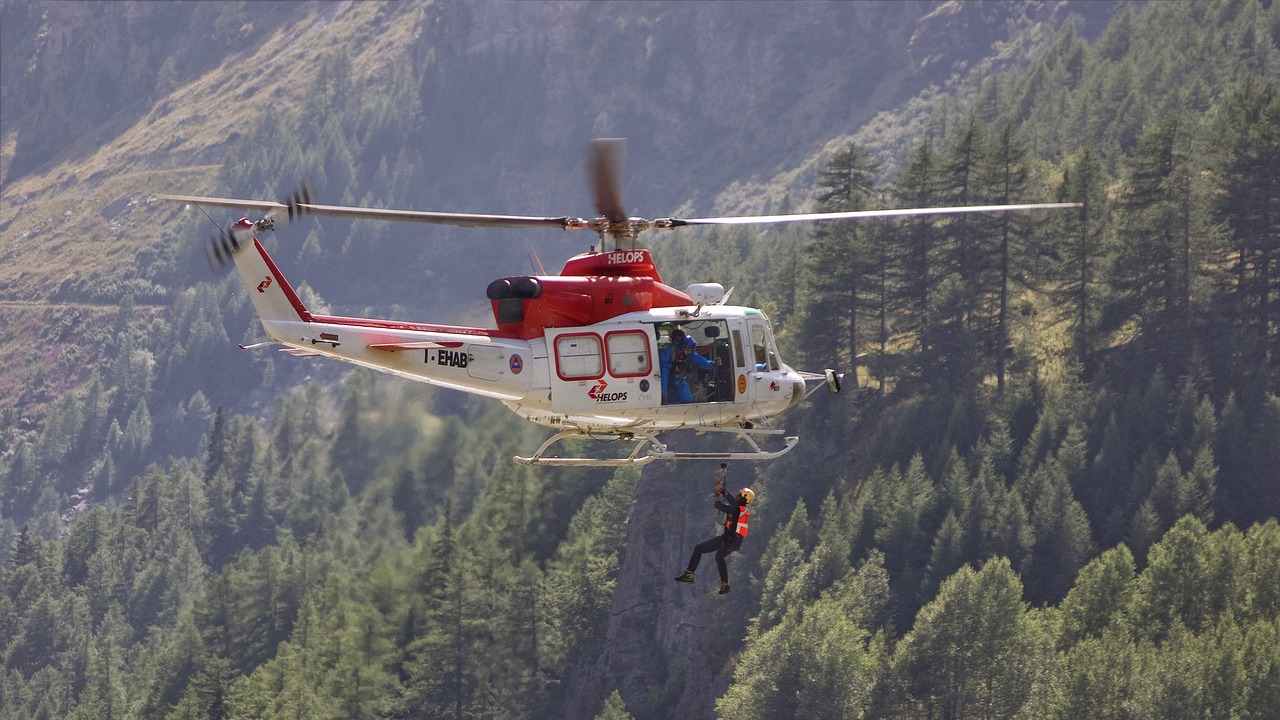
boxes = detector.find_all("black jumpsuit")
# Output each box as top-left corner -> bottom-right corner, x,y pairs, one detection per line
686,492 -> 744,584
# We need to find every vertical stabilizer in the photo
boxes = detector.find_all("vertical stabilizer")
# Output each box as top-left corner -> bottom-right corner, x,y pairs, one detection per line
226,221 -> 310,334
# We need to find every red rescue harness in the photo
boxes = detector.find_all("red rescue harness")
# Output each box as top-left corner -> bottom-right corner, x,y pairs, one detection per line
725,503 -> 750,538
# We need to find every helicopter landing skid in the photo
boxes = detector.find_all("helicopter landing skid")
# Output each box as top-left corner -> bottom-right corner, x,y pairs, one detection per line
513,428 -> 799,467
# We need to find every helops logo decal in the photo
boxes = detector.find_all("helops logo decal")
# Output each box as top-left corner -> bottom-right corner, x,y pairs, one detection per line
606,250 -> 647,265
509,353 -> 523,374
257,276 -> 273,293
587,379 -> 627,403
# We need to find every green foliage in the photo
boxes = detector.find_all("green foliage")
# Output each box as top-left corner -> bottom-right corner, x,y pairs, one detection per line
594,690 -> 634,720
719,554 -> 889,720
890,558 -> 1048,719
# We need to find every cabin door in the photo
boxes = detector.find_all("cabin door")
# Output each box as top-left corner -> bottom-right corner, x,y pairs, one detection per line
546,325 -> 660,415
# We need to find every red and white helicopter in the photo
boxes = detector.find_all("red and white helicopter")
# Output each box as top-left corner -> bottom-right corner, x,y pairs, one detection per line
162,141 -> 1077,467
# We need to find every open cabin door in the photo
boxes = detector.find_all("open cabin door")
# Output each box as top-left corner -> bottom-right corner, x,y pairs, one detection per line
546,325 -> 660,415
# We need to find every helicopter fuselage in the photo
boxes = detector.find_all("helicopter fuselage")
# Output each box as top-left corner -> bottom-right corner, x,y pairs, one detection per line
238,237 -> 802,435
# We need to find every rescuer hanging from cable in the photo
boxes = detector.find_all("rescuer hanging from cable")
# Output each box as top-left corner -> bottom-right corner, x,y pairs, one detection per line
675,463 -> 754,594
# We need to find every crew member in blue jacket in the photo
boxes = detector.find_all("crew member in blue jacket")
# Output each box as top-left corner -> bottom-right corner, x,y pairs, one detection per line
659,327 -> 713,403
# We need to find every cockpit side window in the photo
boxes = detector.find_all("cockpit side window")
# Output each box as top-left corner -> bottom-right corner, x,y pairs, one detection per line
766,328 -> 780,371
731,329 -> 746,368
750,322 -> 768,367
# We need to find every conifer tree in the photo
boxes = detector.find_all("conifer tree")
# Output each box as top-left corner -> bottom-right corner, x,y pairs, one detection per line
1028,459 -> 1094,602
205,407 -> 226,482
594,690 -> 634,720
1061,544 -> 1136,644
800,141 -> 880,381
980,121 -> 1030,393
1110,115 -> 1200,372
893,140 -> 943,375
1052,150 -> 1106,374
1212,79 -> 1280,390
12,524 -> 38,568
940,116 -> 987,318
892,558 -> 1040,719
923,512 -> 965,601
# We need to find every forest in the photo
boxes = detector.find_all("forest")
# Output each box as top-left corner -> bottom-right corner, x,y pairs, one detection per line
2,1 -> 1279,718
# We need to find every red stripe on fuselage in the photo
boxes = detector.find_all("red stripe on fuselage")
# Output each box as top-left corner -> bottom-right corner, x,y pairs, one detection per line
254,238 -> 312,322
309,314 -> 518,338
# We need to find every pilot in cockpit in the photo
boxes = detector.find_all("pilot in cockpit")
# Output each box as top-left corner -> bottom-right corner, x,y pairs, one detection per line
659,326 -> 713,403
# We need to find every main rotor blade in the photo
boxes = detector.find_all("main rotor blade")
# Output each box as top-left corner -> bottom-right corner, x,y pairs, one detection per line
588,139 -> 627,224
159,193 -> 577,230
664,202 -> 1083,227
159,193 -> 286,214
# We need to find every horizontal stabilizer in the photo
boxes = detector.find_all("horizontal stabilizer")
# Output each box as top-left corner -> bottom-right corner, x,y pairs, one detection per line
280,348 -> 323,357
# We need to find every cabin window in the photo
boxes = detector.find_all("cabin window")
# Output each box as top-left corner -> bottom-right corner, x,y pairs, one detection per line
605,330 -> 652,378
554,333 -> 603,380
731,329 -> 746,368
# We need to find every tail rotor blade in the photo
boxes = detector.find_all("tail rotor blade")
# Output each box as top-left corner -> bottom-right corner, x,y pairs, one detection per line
209,232 -> 228,269
220,230 -> 236,261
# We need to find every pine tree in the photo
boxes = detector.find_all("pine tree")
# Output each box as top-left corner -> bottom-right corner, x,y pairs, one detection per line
892,558 -> 1042,719
893,139 -> 943,375
594,690 -> 634,720
403,506 -> 470,719
12,524 -> 38,567
1052,150 -> 1106,374
205,407 -> 226,482
1110,115 -> 1199,373
799,141 -> 880,381
1212,79 -> 1280,390
1061,544 -> 1136,644
980,121 -> 1030,393
941,116 -> 988,315
867,218 -> 898,389
1028,459 -> 1095,602
1149,452 -> 1186,529
1129,499 -> 1160,565
923,512 -> 965,600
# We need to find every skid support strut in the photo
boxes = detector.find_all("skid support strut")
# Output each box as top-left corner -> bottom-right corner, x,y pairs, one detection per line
513,429 -> 799,467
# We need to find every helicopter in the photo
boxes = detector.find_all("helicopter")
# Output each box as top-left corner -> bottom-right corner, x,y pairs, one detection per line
161,140 -> 1078,467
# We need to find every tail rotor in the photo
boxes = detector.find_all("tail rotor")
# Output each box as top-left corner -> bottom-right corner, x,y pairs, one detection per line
192,182 -> 313,272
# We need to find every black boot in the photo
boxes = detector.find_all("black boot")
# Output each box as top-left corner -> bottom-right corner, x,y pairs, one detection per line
718,581 -> 730,594
675,570 -> 695,583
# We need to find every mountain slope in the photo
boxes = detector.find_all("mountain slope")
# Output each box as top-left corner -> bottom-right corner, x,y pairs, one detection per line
1,1 -> 1104,421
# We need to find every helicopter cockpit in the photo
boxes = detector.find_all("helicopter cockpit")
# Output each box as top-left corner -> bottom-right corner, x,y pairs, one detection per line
656,320 -> 735,405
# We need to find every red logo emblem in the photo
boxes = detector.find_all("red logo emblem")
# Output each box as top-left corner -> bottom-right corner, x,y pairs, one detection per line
587,379 -> 608,400
257,277 -> 273,294
769,380 -> 780,392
